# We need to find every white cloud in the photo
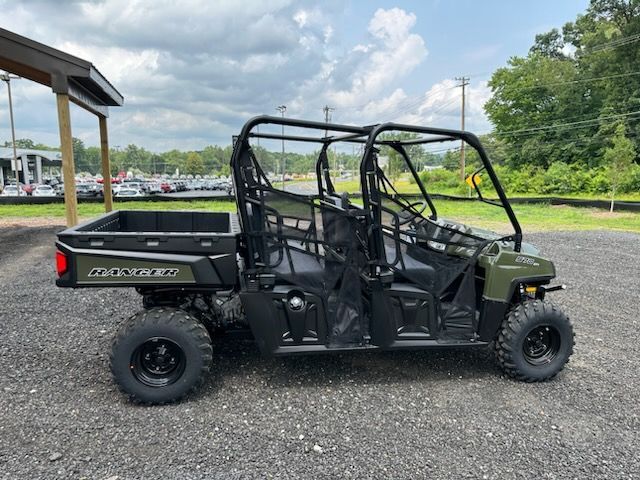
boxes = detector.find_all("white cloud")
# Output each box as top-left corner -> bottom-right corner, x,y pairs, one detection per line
293,10 -> 308,28
368,7 -> 418,47
326,8 -> 427,108
0,2 -> 492,151
350,78 -> 492,133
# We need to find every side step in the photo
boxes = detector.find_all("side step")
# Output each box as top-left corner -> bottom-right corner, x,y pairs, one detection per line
270,339 -> 488,356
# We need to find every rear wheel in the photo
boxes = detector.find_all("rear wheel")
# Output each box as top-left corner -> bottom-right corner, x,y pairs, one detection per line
110,307 -> 212,404
496,300 -> 574,381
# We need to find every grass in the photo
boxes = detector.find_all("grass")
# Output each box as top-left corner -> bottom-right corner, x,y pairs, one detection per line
0,198 -> 639,233
330,178 -> 640,201
436,201 -> 640,234
0,200 -> 236,219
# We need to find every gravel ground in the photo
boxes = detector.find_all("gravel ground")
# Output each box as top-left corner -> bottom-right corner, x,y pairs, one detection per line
0,226 -> 639,479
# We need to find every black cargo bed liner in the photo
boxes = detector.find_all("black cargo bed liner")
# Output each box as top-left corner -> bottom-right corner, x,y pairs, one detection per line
57,210 -> 239,255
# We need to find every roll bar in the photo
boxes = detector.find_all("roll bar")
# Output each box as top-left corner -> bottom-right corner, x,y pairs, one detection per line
230,116 -> 523,254
361,122 -> 523,252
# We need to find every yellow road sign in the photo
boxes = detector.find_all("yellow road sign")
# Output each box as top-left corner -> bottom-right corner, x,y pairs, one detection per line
465,173 -> 482,188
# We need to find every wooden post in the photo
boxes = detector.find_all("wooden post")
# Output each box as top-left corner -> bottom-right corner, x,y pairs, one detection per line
56,93 -> 78,227
99,116 -> 113,212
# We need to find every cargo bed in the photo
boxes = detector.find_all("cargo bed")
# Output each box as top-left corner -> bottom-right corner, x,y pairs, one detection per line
56,210 -> 240,289
58,210 -> 240,254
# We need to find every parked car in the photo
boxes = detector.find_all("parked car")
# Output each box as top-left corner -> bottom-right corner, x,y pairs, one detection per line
160,182 -> 175,193
33,185 -> 57,197
160,182 -> 174,193
76,183 -> 102,197
0,185 -> 27,196
123,181 -> 143,191
145,182 -> 162,194
115,188 -> 144,197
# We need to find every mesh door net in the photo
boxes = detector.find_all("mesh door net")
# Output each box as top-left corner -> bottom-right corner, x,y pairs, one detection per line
245,186 -> 367,347
374,171 -> 490,336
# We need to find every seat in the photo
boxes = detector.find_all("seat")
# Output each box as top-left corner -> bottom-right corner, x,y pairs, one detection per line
384,242 -> 437,291
269,246 -> 326,284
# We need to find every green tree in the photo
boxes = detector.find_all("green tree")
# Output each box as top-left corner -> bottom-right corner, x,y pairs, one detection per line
84,146 -> 101,174
529,28 -> 567,59
485,52 -> 586,168
4,138 -> 35,148
485,0 -> 640,172
184,152 -> 205,176
161,149 -> 186,175
123,144 -> 151,172
72,137 -> 90,172
378,132 -> 425,181
603,123 -> 635,211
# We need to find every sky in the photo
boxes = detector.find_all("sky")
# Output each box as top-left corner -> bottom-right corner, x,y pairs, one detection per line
0,0 -> 590,152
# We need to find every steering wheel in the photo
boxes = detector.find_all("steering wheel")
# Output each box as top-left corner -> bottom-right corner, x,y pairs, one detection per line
395,201 -> 428,227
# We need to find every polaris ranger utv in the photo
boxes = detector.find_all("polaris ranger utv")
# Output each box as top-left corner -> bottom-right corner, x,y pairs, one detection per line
55,116 -> 574,404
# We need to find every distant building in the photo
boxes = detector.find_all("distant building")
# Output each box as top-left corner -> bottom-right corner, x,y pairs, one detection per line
0,147 -> 61,185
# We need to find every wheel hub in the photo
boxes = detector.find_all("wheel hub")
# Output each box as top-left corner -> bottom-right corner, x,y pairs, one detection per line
523,325 -> 561,365
131,337 -> 186,387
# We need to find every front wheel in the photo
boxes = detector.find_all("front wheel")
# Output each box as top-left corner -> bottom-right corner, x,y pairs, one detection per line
496,300 -> 574,382
110,307 -> 212,404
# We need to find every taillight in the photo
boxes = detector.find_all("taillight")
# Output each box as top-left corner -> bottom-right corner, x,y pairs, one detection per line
56,250 -> 68,277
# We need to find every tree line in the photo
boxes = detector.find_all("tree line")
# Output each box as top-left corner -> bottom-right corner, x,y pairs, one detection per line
482,0 -> 640,200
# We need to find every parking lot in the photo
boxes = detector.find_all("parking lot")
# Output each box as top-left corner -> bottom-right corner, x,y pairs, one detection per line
0,177 -> 233,199
0,226 -> 639,479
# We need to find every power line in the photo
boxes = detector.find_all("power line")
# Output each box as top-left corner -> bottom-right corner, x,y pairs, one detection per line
388,95 -> 459,123
588,32 -> 640,52
497,101 -> 640,131
383,84 -> 458,119
417,121 -> 640,156
341,82 -> 458,119
488,109 -> 640,138
501,125 -> 640,147
495,69 -> 640,94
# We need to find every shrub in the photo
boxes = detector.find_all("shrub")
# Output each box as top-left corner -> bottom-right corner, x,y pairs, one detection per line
620,163 -> 640,193
418,168 -> 461,191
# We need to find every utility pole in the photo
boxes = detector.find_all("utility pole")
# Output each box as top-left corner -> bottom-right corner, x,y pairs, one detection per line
455,76 -> 469,181
322,105 -> 336,171
1,72 -> 21,193
322,105 -> 334,137
276,105 -> 286,189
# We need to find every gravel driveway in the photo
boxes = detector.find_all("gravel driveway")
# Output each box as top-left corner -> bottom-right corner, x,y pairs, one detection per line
0,226 -> 638,479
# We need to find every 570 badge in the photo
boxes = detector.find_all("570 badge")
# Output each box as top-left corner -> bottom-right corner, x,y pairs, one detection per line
88,267 -> 180,278
515,255 -> 540,267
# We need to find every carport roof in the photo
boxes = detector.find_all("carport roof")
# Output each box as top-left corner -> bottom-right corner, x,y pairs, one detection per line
0,147 -> 61,162
0,27 -> 124,117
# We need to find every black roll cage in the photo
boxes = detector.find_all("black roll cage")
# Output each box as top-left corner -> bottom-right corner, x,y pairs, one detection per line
361,123 -> 522,252
230,116 -> 523,267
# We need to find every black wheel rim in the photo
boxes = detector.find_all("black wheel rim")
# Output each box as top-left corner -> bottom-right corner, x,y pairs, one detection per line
523,325 -> 561,366
131,337 -> 186,387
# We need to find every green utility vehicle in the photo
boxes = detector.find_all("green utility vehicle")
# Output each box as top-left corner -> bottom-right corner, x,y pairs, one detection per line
56,116 -> 574,404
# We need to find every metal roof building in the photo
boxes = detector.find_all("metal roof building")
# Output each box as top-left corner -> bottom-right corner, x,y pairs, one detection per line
0,147 -> 61,185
